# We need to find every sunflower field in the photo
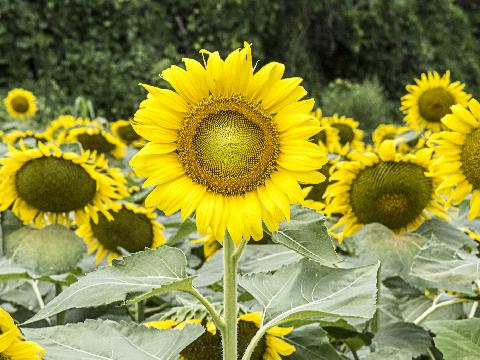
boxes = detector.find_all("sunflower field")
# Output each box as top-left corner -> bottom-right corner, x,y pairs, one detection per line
1,1 -> 480,360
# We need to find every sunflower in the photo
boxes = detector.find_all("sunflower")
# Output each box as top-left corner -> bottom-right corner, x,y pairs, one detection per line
76,202 -> 165,263
309,109 -> 341,154
401,71 -> 471,132
46,115 -> 100,139
63,127 -> 125,159
3,89 -> 37,120
0,142 -> 123,227
2,130 -> 52,147
428,98 -> 480,220
302,157 -> 337,212
191,231 -> 223,260
324,141 -> 446,238
111,119 -> 146,148
146,312 -> 295,360
324,114 -> 364,155
87,153 -> 129,198
130,43 -> 326,244
0,307 -> 45,359
372,124 -> 410,147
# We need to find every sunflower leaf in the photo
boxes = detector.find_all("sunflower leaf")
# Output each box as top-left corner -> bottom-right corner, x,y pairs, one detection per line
24,246 -> 195,324
425,319 -> 480,360
415,218 -> 478,250
22,319 -> 203,360
364,347 -> 413,360
239,259 -> 379,327
271,206 -> 340,265
285,324 -> 343,360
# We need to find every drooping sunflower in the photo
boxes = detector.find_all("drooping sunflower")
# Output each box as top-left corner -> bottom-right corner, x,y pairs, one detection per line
0,142 -> 123,227
324,141 -> 446,238
146,312 -> 295,360
428,98 -> 480,220
63,127 -> 125,159
3,88 -> 37,120
1,130 -> 52,147
130,43 -> 326,244
76,202 -> 165,263
111,119 -> 146,148
324,114 -> 364,155
0,307 -> 45,359
302,157 -> 337,212
401,71 -> 471,132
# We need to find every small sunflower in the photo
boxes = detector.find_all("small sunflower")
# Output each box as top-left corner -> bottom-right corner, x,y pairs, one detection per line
428,98 -> 480,220
0,142 -> 123,227
0,307 -> 45,359
76,202 -> 165,263
325,114 -> 364,155
3,89 -> 37,120
111,119 -> 146,148
302,157 -> 337,212
309,109 -> 341,153
63,127 -> 126,159
324,141 -> 446,237
130,43 -> 326,244
372,124 -> 410,147
46,115 -> 101,139
191,231 -> 223,260
2,130 -> 52,147
87,152 -> 129,198
401,71 -> 471,132
146,312 -> 295,360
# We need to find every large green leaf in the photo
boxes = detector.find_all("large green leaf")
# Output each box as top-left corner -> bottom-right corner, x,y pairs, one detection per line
239,259 -> 379,327
364,347 -> 412,360
415,219 -> 477,250
372,322 -> 432,357
400,295 -> 463,323
410,241 -> 480,294
25,246 -> 194,324
285,324 -> 343,360
23,319 -> 204,360
426,319 -> 480,360
271,206 -> 340,265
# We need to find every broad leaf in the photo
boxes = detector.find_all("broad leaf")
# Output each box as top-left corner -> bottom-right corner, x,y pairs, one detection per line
285,324 -> 343,360
23,319 -> 204,360
400,295 -> 463,323
372,322 -> 432,357
426,319 -> 480,360
239,259 -> 379,327
364,347 -> 412,360
272,206 -> 340,265
415,219 -> 477,250
167,218 -> 197,246
25,247 -> 194,324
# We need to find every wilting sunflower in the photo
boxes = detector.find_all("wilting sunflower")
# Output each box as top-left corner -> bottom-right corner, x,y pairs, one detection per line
1,130 -> 52,147
428,99 -> 480,220
146,312 -> 295,360
324,114 -> 364,155
3,88 -> 37,120
324,141 -> 446,237
130,43 -> 326,244
401,71 -> 471,132
64,127 -> 125,159
111,119 -> 146,148
76,202 -> 165,263
0,142 -> 123,227
0,307 -> 45,359
302,157 -> 337,212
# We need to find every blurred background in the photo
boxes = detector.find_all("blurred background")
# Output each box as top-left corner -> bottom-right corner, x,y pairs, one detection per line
1,0 -> 479,134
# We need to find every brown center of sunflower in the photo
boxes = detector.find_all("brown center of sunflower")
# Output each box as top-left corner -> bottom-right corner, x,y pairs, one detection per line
76,133 -> 116,154
177,95 -> 280,196
90,207 -> 154,253
460,128 -> 480,189
11,95 -> 29,113
311,128 -> 326,144
180,320 -> 266,360
304,162 -> 332,201
418,87 -> 455,123
15,157 -> 97,212
332,124 -> 354,145
349,161 -> 433,230
0,354 -> 10,360
116,124 -> 141,143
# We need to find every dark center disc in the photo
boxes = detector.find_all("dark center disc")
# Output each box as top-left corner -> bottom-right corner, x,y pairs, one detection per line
460,128 -> 480,189
77,133 -> 116,154
310,128 -> 326,144
116,124 -> 141,143
332,124 -> 355,145
11,96 -> 29,113
418,87 -> 455,123
304,162 -> 332,201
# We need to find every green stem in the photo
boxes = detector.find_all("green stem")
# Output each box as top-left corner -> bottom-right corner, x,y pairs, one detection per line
413,298 -> 466,325
136,301 -> 145,322
187,287 -> 225,331
370,264 -> 381,333
241,326 -> 268,360
55,283 -> 65,325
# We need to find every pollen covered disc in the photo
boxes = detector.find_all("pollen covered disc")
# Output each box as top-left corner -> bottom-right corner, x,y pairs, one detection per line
15,157 -> 97,212
350,161 -> 433,230
418,87 -> 455,123
461,128 -> 480,189
178,95 -> 280,195
11,95 -> 29,113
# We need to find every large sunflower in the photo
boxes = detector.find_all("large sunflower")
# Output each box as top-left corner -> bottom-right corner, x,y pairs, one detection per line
0,143 -> 123,227
146,312 -> 295,360
76,202 -> 165,263
428,98 -> 480,220
3,88 -> 37,120
324,141 -> 446,237
324,114 -> 364,155
130,43 -> 326,244
63,127 -> 125,159
0,307 -> 45,359
401,71 -> 471,132
111,119 -> 146,148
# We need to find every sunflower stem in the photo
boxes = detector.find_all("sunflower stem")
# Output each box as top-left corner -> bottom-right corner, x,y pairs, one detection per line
413,298 -> 466,325
222,233 -> 239,360
241,325 -> 268,360
187,287 -> 225,331
135,301 -> 145,322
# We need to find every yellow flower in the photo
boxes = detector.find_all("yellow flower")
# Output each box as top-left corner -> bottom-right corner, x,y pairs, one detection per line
146,312 -> 295,360
0,142 -> 123,227
302,157 -> 337,212
401,71 -> 471,132
0,307 -> 45,359
63,127 -> 126,159
130,42 -> 326,244
191,231 -> 223,260
111,119 -> 146,148
3,89 -> 37,120
324,114 -> 364,155
310,109 -> 341,153
46,115 -> 101,139
372,124 -> 409,147
428,98 -> 480,220
1,130 -> 52,147
76,202 -> 165,263
324,141 -> 447,238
